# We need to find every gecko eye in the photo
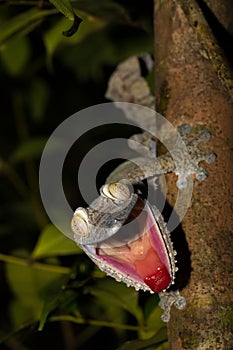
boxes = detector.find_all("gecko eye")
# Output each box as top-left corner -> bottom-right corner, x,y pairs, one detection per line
100,182 -> 131,201
71,208 -> 89,237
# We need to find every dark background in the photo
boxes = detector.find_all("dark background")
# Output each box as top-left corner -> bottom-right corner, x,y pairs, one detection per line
0,1 -> 165,350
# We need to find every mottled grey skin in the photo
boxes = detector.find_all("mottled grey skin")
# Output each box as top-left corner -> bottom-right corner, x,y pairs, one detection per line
71,55 -> 216,322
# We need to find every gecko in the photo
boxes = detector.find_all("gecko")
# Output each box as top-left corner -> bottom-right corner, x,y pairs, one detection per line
71,54 -> 216,322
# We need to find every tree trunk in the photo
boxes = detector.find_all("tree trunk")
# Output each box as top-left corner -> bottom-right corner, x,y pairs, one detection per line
154,0 -> 233,349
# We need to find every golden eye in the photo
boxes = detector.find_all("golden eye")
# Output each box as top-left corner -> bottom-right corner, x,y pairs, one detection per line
101,182 -> 131,201
71,208 -> 89,237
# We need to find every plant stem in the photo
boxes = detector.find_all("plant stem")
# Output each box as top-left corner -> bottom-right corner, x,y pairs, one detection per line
0,253 -> 70,274
50,315 -> 143,332
0,253 -> 105,278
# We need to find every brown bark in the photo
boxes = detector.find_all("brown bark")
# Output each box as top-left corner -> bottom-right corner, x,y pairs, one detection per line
154,0 -> 233,349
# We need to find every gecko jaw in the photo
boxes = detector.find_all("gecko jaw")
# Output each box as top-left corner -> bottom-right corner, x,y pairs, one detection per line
82,198 -> 177,293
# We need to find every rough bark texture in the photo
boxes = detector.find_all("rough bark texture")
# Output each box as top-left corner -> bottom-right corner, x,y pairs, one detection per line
154,0 -> 233,349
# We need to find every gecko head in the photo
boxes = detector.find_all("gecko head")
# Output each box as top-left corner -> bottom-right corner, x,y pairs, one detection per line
71,181 -> 176,294
71,181 -> 137,245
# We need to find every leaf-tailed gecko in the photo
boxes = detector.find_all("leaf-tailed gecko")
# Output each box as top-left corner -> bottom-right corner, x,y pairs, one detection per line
71,54 -> 216,322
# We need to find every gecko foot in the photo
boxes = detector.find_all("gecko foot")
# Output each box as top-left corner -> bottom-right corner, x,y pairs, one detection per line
173,125 -> 216,189
158,290 -> 186,322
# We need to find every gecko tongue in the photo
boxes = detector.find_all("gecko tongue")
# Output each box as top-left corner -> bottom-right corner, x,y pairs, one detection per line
96,199 -> 172,293
134,246 -> 171,293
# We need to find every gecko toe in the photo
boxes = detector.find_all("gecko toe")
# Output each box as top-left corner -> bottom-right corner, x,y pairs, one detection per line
206,151 -> 216,163
197,129 -> 211,142
195,167 -> 208,181
178,123 -> 192,136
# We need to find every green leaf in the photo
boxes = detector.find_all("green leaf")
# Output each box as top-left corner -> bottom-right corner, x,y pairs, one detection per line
10,137 -> 47,163
141,305 -> 165,339
5,254 -> 62,326
116,327 -> 167,350
49,1 -> 83,37
138,295 -> 165,340
0,35 -> 30,76
43,16 -> 105,65
32,224 -> 81,259
9,299 -> 39,329
39,266 -> 87,330
154,342 -> 169,350
87,279 -> 143,324
39,276 -> 74,330
39,290 -> 82,330
49,0 -> 75,20
0,8 -> 57,46
44,17 -> 71,59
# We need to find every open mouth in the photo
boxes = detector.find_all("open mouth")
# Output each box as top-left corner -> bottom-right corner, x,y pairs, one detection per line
93,198 -> 173,293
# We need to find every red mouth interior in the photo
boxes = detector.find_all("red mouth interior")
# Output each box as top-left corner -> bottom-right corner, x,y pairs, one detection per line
96,199 -> 171,293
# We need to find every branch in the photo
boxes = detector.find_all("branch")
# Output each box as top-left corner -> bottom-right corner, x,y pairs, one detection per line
154,0 -> 233,349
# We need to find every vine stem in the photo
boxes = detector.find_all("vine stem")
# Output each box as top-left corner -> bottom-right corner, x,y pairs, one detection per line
0,253 -> 105,278
49,315 -> 144,332
0,253 -> 70,274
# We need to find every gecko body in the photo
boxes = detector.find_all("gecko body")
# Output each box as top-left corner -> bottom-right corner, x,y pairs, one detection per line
71,54 -> 216,321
